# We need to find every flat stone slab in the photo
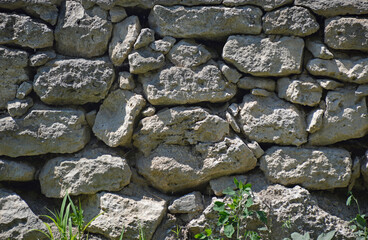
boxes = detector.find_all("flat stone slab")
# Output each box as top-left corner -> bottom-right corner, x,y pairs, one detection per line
295,0 -> 368,17
0,159 -> 35,182
222,0 -> 292,11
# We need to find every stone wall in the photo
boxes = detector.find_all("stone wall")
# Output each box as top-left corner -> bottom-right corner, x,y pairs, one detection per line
1,0 -> 368,239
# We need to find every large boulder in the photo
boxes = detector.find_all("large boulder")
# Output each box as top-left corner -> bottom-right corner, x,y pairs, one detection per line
0,104 -> 90,157
0,159 -> 35,182
148,5 -> 262,39
222,0 -> 292,11
55,1 -> 112,58
223,35 -> 304,77
237,93 -> 307,146
295,0 -> 368,17
33,57 -> 115,105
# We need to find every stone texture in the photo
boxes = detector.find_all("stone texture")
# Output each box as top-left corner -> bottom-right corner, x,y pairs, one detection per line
39,146 -> 132,198
362,152 -> 368,186
0,12 -> 53,49
247,141 -> 264,159
29,50 -> 56,67
263,6 -> 319,37
238,76 -> 275,92
317,79 -> 344,90
251,88 -> 271,97
7,98 -> 34,118
149,5 -> 262,39
307,58 -> 368,84
306,39 -> 334,60
82,0 -> 154,9
228,103 -> 240,117
0,104 -> 90,157
168,191 -> 204,214
0,188 -> 46,240
226,111 -> 240,133
118,71 -> 135,90
209,175 -> 247,196
0,0 -> 61,10
23,4 -> 58,25
109,15 -> 141,66
238,93 -> 307,146
356,84 -> 368,97
109,6 -> 127,23
222,0 -> 292,11
55,1 -> 112,58
295,0 -> 368,17
86,110 -> 97,128
142,106 -> 156,117
260,146 -> 352,190
306,109 -> 324,133
93,90 -> 146,147
168,39 -> 211,68
128,48 -> 165,74
155,0 -> 222,6
150,36 -> 176,54
309,88 -> 368,145
223,35 -> 304,77
218,61 -> 242,84
139,61 -> 237,105
325,17 -> 368,51
0,159 -> 35,182
34,58 -> 115,105
16,82 -> 33,100
134,28 -> 155,50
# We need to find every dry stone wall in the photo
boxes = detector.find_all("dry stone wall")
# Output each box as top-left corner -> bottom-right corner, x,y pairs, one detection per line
0,0 -> 368,239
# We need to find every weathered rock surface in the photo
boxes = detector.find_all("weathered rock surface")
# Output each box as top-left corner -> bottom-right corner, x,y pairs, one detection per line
0,188 -> 46,240
218,61 -> 242,84
155,0 -> 222,6
222,0 -> 292,11
16,82 -> 33,100
223,35 -> 304,77
55,1 -> 112,58
226,111 -> 240,133
168,191 -> 204,214
34,58 -> 115,105
138,61 -> 237,105
149,5 -> 262,39
309,88 -> 368,145
251,88 -> 271,97
238,93 -> 307,146
306,39 -> 334,60
93,90 -> 146,147
134,28 -> 155,50
0,47 -> 28,109
23,4 -> 59,25
29,50 -> 56,67
82,0 -> 154,9
325,17 -> 368,51
356,84 -> 368,97
128,48 -> 165,74
0,12 -> 53,49
317,79 -> 343,90
109,6 -> 127,23
238,76 -> 275,92
306,109 -> 324,133
0,104 -> 90,157
118,71 -> 135,90
260,146 -> 352,190
7,98 -> 34,118
295,0 -> 368,17
263,6 -> 319,37
209,175 -> 247,196
307,58 -> 368,84
0,159 -> 35,182
168,39 -> 211,68
109,15 -> 141,66
0,0 -> 61,10
39,146 -> 132,198
150,36 -> 176,54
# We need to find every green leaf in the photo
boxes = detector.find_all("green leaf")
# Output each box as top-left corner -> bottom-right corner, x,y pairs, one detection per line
356,214 -> 367,229
223,187 -> 236,196
346,195 -> 352,206
218,212 -> 229,226
234,178 -> 240,189
290,232 -> 310,240
256,211 -> 267,224
223,224 -> 235,238
194,233 -> 207,239
316,230 -> 336,240
213,201 -> 226,212
204,229 -> 212,236
245,197 -> 253,208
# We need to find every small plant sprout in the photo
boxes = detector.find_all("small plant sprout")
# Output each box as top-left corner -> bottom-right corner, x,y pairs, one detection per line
171,225 -> 182,239
347,191 -> 368,240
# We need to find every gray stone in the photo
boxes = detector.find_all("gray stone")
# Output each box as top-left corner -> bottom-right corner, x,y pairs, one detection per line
209,175 -> 247,197
247,141 -> 264,159
134,28 -> 155,50
307,58 -> 368,84
39,146 -> 132,198
295,0 -> 368,17
317,79 -> 343,90
155,0 -> 222,6
226,111 -> 240,133
24,4 -> 59,25
34,58 -> 115,105
0,46 -> 28,109
218,61 -> 242,84
263,6 -> 319,37
150,36 -> 176,54
128,48 -> 165,74
149,5 -> 262,39
260,146 -> 352,190
223,35 -> 304,77
309,88 -> 368,145
238,76 -> 276,92
16,82 -> 33,99
168,39 -> 211,68
325,17 -> 368,51
55,1 -> 112,58
82,0 -> 153,9
237,93 -> 307,146
0,159 -> 35,182
86,110 -> 97,128
0,0 -> 61,10
93,90 -> 146,147
7,98 -> 34,118
0,104 -> 90,157
306,39 -> 334,60
277,76 -> 322,107
109,15 -> 141,66
0,12 -> 53,49
168,192 -> 204,214
356,84 -> 368,97
0,188 -> 46,240
29,50 -> 56,67
349,157 -> 361,191
228,103 -> 239,117
142,106 -> 156,117
118,71 -> 135,90
251,88 -> 271,97
306,109 -> 324,133
222,0 -> 292,11
109,6 -> 127,23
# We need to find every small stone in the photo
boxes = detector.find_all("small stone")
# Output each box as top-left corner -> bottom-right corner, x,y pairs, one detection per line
317,79 -> 343,90
150,36 -> 176,54
109,6 -> 127,23
237,76 -> 276,91
349,157 -> 361,191
226,111 -> 241,133
247,141 -> 264,159
218,61 -> 242,84
109,15 -> 141,66
29,50 -> 56,67
356,84 -> 368,97
134,28 -> 155,50
118,71 -> 135,90
228,103 -> 239,117
306,39 -> 334,60
209,175 -> 247,197
24,4 -> 59,25
168,192 -> 204,214
295,0 -> 368,17
222,0 -> 293,11
0,159 -> 35,182
7,98 -> 33,118
306,109 -> 324,133
263,6 -> 319,37
251,88 -> 272,97
128,48 -> 165,74
16,82 -> 33,99
142,106 -> 156,117
86,110 -> 97,128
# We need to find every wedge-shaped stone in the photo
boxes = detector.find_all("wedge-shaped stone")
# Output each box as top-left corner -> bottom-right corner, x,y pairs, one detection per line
168,39 -> 211,68
263,6 -> 319,37
128,48 -> 165,74
0,159 -> 35,182
0,12 -> 53,49
260,146 -> 352,190
34,58 -> 115,105
139,61 -> 237,105
0,104 -> 90,157
325,17 -> 368,51
23,4 -> 59,25
307,58 -> 368,84
55,1 -> 112,58
149,5 -> 262,39
168,191 -> 204,214
93,90 -> 146,148
309,88 -> 368,145
306,39 -> 334,60
237,93 -> 307,146
39,146 -> 132,198
222,0 -> 292,11
223,35 -> 304,77
295,0 -> 368,17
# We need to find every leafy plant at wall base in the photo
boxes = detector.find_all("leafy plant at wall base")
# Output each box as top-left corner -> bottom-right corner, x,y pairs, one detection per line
346,191 -> 368,240
283,230 -> 336,240
171,225 -> 182,239
194,228 -> 222,240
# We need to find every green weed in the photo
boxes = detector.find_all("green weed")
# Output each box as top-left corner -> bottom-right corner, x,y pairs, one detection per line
346,191 -> 368,240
